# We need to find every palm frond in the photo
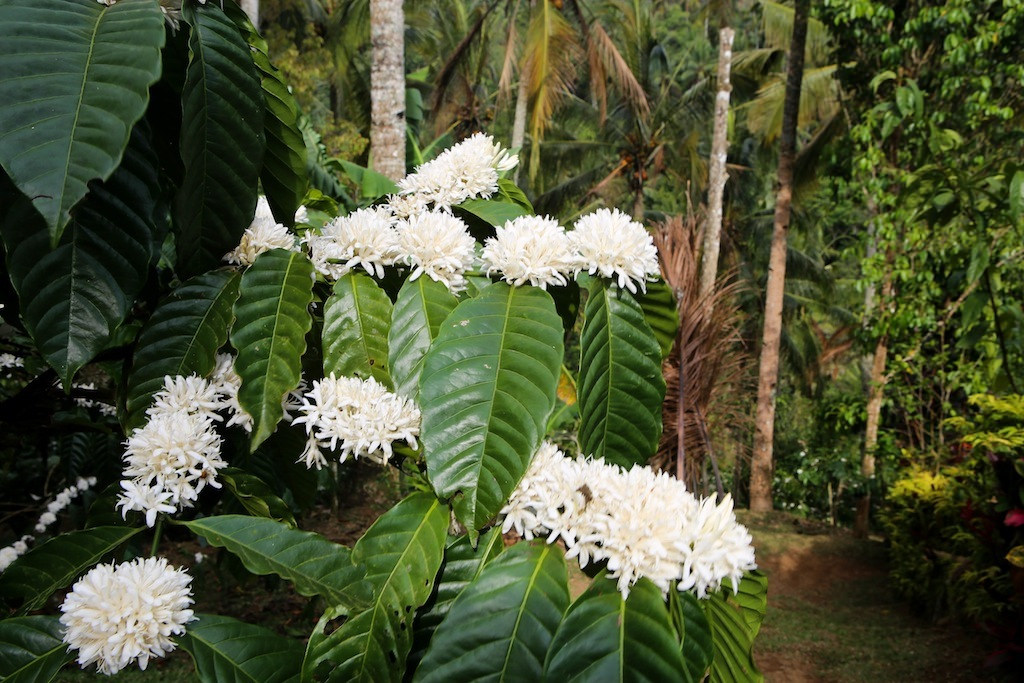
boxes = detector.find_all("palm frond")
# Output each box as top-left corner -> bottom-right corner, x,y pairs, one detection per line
744,65 -> 840,144
760,0 -> 831,67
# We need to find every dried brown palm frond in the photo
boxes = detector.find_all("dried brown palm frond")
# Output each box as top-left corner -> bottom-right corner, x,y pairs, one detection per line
650,213 -> 752,496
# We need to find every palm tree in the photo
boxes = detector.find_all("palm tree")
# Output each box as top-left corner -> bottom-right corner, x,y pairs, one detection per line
369,0 -> 406,180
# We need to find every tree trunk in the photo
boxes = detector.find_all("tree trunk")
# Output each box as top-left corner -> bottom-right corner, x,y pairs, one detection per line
240,0 -> 259,27
854,332 -> 888,536
749,0 -> 810,513
511,73 -> 529,183
370,0 -> 406,182
698,26 -> 735,303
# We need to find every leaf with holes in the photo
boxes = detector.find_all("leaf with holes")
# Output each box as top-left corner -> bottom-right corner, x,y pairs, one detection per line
124,269 -> 240,429
543,573 -> 685,682
0,0 -> 164,243
231,249 -> 314,449
224,3 -> 307,226
1,127 -> 159,388
577,279 -> 666,467
635,278 -> 679,359
175,1 -> 264,276
420,283 -> 563,539
301,492 -> 448,683
0,616 -> 74,682
322,273 -> 393,387
408,529 -> 505,670
414,541 -> 569,682
0,527 -> 142,615
669,590 -> 714,683
184,515 -> 370,611
388,277 -> 459,399
179,614 -> 303,683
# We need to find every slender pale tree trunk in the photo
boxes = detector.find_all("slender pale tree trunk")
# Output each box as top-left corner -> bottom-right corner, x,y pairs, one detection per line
240,0 -> 259,26
698,26 -> 735,302
749,0 -> 810,513
370,0 -> 406,182
510,0 -> 534,184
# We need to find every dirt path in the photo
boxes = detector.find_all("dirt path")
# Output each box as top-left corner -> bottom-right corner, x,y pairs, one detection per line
746,513 -> 997,683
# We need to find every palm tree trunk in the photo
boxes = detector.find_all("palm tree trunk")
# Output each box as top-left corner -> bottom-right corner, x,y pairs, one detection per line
370,0 -> 406,182
510,0 -> 534,184
749,0 -> 811,513
698,26 -> 735,302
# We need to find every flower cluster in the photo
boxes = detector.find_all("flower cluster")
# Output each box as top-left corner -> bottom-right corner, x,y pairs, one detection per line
60,557 -> 194,675
0,352 -> 22,371
395,210 -> 477,292
33,477 -> 98,534
224,196 -> 301,267
569,208 -> 660,294
305,206 -> 399,280
0,535 -> 33,572
292,375 -> 421,469
395,132 -> 518,212
481,215 -> 576,289
500,443 -> 756,598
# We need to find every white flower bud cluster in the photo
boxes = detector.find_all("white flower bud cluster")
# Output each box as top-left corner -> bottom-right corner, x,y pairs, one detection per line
292,375 -> 421,469
60,556 -> 194,675
33,477 -> 98,534
501,442 -> 756,599
224,196 -> 304,267
0,535 -> 34,572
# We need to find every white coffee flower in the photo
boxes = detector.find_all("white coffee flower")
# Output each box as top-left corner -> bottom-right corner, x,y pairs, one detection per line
397,133 -> 518,211
499,442 -> 756,598
386,192 -> 430,220
209,354 -> 253,432
0,547 -> 18,572
482,215 -> 576,289
396,210 -> 476,293
294,205 -> 309,224
292,375 -> 421,468
224,197 -> 297,267
60,557 -> 194,675
570,208 -> 660,294
116,480 -> 177,529
306,206 -> 399,280
147,375 -> 224,421
0,353 -> 23,370
34,511 -> 57,533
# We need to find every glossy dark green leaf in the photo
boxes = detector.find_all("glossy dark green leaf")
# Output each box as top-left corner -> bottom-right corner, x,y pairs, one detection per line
543,573 -> 686,682
322,273 -> 393,387
577,279 -> 666,467
420,283 -> 563,539
302,492 -> 448,683
179,614 -> 303,683
0,0 -> 164,243
497,179 -> 534,213
0,526 -> 142,615
224,4 -> 307,226
669,590 -> 713,683
231,249 -> 314,449
727,570 -> 768,639
219,467 -> 296,528
184,515 -> 370,611
456,198 -> 529,227
703,589 -> 763,683
1,127 -> 159,388
125,269 -> 240,429
176,1 -> 265,276
0,616 -> 74,682
388,277 -> 459,399
635,278 -> 679,359
415,541 -> 569,683
408,529 -> 505,670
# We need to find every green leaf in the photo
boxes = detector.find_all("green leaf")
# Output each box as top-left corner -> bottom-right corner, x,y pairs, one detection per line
668,590 -> 713,683
224,4 -> 307,226
0,526 -> 142,615
125,269 -> 240,429
543,573 -> 686,682
301,492 -> 448,683
1,127 -> 159,388
1011,171 -> 1024,224
727,571 -> 768,639
420,283 -> 564,538
455,198 -> 529,227
388,277 -> 459,399
183,515 -> 370,611
0,616 -> 74,682
497,179 -> 535,213
703,590 -> 763,683
176,1 -> 265,276
179,614 -> 303,683
577,279 -> 666,467
408,530 -> 505,670
634,279 -> 679,359
322,273 -> 393,387
337,160 -> 399,200
231,249 -> 314,449
219,467 -> 297,528
415,541 -> 569,683
0,0 -> 164,243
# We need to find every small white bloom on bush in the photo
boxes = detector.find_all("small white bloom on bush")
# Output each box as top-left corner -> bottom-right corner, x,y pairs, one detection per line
306,206 -> 399,280
0,353 -> 23,370
481,215 -> 576,289
60,557 -> 194,675
147,375 -> 224,421
34,511 -> 57,533
292,375 -> 420,468
570,208 -> 660,294
500,442 -> 756,598
396,210 -> 476,293
116,480 -> 176,528
0,546 -> 18,572
209,354 -> 253,432
224,197 -> 297,267
397,132 -> 518,211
